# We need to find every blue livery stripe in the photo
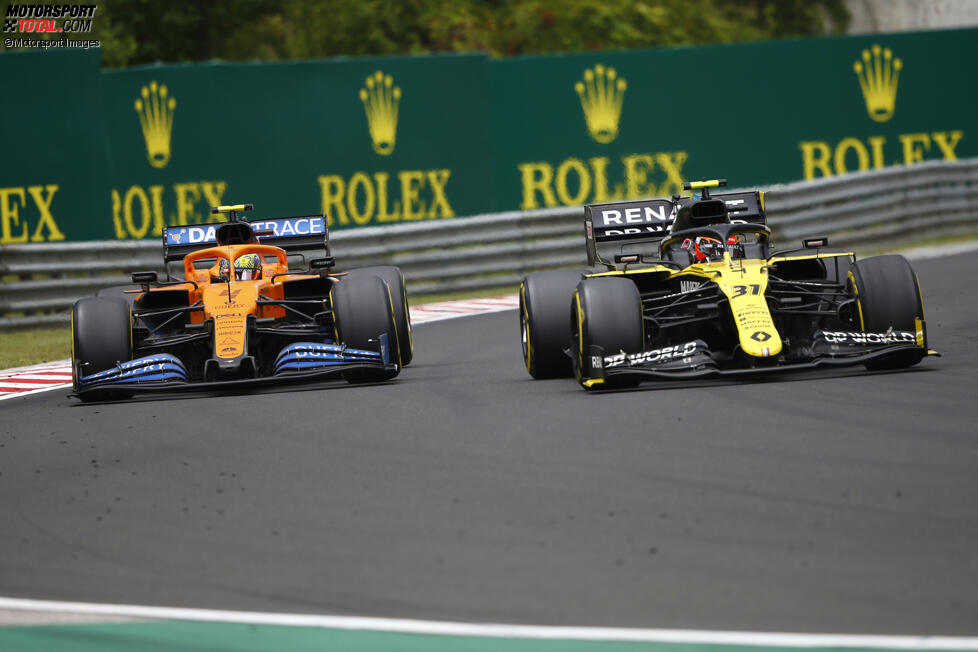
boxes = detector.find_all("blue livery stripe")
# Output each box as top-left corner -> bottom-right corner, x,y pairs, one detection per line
80,354 -> 188,386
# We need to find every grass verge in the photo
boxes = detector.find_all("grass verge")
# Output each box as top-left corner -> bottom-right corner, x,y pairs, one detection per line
0,328 -> 71,370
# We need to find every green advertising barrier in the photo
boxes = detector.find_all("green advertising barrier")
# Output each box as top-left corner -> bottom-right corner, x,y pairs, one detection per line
1,28 -> 975,243
489,28 -> 977,211
101,53 -> 493,240
0,48 -> 106,243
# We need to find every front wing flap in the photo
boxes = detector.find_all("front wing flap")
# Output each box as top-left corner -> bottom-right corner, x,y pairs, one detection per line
585,328 -> 937,387
72,334 -> 396,399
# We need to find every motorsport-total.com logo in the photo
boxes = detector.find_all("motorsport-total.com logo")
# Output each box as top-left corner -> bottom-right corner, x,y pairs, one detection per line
4,4 -> 97,34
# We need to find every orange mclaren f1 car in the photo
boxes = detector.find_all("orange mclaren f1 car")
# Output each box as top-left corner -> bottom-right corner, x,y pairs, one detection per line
71,204 -> 412,401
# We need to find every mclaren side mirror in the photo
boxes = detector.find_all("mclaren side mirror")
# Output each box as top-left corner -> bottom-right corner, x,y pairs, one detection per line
309,257 -> 335,274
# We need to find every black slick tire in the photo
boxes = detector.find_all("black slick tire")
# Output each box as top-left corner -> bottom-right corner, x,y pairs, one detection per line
95,284 -> 140,308
849,254 -> 926,370
71,296 -> 133,402
345,266 -> 413,366
331,274 -> 400,383
520,270 -> 583,379
572,277 -> 643,389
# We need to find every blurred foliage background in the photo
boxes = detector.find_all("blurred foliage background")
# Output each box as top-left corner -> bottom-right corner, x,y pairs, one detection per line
2,0 -> 849,67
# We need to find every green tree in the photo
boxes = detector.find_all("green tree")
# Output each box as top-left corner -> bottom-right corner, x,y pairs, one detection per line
1,0 -> 849,67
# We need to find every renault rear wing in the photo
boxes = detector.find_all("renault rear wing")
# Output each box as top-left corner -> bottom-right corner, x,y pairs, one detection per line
584,199 -> 676,267
715,191 -> 766,225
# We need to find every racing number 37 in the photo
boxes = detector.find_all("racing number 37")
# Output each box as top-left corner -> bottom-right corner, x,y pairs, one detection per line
731,284 -> 761,297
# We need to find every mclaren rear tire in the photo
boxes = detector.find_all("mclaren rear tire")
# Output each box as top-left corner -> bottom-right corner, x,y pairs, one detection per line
572,277 -> 644,389
71,296 -> 133,402
520,270 -> 583,379
345,266 -> 413,366
95,284 -> 140,308
331,274 -> 400,383
850,254 -> 926,370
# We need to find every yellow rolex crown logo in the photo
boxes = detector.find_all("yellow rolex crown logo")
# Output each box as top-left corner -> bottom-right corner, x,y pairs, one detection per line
134,80 -> 177,168
853,44 -> 902,123
575,64 -> 627,144
359,70 -> 401,156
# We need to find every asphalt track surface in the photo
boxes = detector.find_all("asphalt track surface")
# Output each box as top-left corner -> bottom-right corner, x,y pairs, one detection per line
1,253 -> 976,636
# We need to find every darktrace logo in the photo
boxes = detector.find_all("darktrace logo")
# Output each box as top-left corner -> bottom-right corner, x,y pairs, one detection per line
4,4 -> 97,34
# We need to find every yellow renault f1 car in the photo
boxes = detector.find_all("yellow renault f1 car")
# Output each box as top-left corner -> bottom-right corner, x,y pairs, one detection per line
71,204 -> 412,401
520,180 -> 936,390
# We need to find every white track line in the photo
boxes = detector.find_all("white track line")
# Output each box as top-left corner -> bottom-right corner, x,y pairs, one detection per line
0,597 -> 976,648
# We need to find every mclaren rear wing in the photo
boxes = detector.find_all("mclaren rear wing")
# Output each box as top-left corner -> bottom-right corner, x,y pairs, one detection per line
162,215 -> 330,276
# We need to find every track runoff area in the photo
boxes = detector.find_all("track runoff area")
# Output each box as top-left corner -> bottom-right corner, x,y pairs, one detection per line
2,243 -> 978,650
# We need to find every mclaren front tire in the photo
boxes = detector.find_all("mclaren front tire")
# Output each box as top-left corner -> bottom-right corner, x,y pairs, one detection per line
520,270 -> 583,379
345,266 -> 413,366
71,296 -> 133,402
331,274 -> 401,383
